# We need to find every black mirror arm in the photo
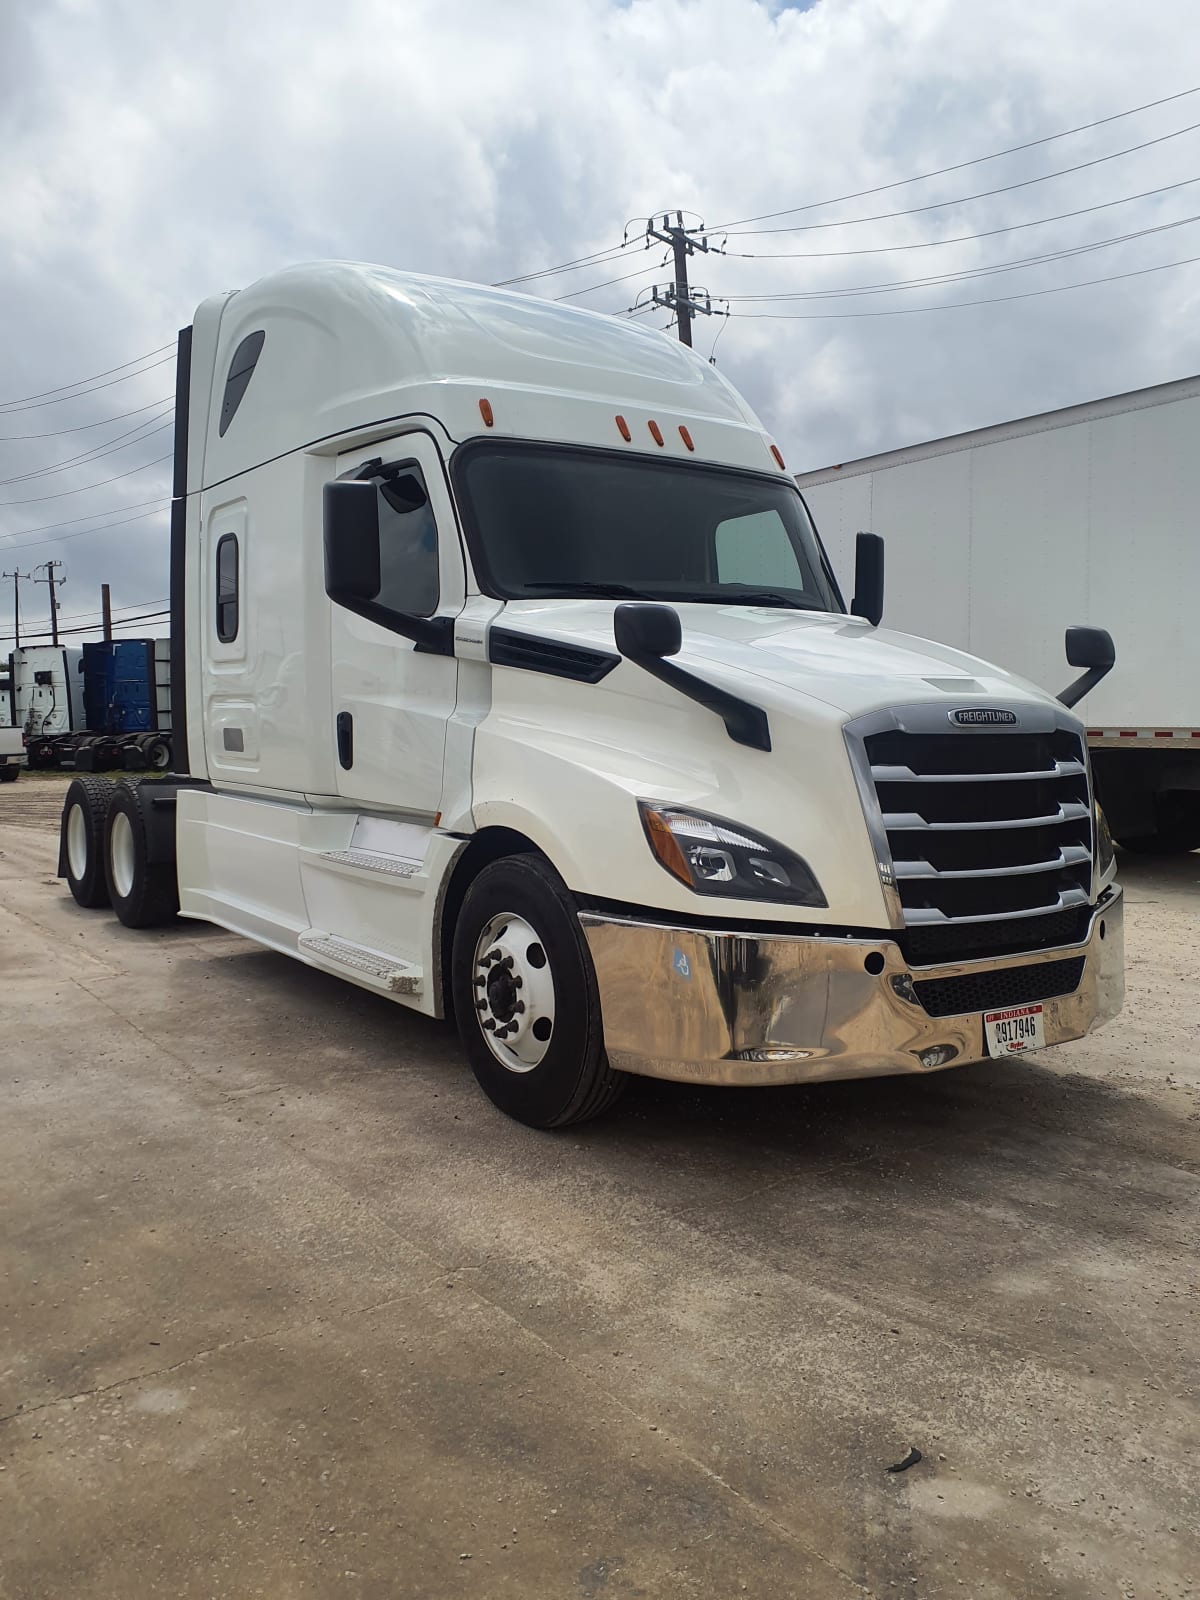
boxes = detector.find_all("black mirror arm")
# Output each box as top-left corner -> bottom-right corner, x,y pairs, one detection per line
1058,663 -> 1112,709
326,589 -> 454,656
622,646 -> 771,752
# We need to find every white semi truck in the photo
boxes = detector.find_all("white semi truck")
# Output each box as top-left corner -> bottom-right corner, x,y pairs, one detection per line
57,263 -> 1123,1126
797,375 -> 1200,854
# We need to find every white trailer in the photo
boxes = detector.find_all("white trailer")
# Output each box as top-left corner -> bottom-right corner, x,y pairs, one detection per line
56,263 -> 1122,1126
0,659 -> 20,780
796,376 -> 1200,853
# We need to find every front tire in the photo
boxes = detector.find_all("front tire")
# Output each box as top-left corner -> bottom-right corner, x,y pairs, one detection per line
451,854 -> 626,1128
61,776 -> 116,907
103,783 -> 178,928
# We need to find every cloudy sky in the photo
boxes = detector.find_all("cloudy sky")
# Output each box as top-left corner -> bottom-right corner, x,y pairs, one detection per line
2,0 -> 1198,645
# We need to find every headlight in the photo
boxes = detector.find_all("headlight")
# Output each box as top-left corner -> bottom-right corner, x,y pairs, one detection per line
638,801 -> 827,907
1094,799 -> 1116,881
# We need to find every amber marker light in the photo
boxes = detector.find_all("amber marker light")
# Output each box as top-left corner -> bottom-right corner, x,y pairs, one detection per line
479,398 -> 494,427
648,420 -> 665,446
770,444 -> 786,469
640,805 -> 692,887
615,414 -> 632,441
679,425 -> 695,451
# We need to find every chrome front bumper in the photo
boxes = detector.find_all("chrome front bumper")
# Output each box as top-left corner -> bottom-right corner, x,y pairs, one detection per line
581,887 -> 1123,1086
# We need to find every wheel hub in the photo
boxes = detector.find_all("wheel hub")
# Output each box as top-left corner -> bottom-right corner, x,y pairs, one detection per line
472,913 -> 556,1073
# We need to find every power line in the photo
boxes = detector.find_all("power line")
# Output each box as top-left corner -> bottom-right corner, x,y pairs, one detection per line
30,596 -> 170,628
722,117 -> 1200,237
0,410 -> 174,487
13,607 -> 171,644
0,354 -> 175,414
718,211 -> 1200,303
0,395 -> 177,443
492,240 -> 631,288
0,499 -> 170,550
712,84 -> 1200,231
0,452 -> 172,507
733,248 -> 1200,319
552,259 -> 668,301
722,175 -> 1200,261
0,345 -> 175,411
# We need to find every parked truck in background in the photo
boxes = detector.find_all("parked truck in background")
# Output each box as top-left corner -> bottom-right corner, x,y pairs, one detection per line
7,638 -> 173,772
796,375 -> 1200,854
56,262 -> 1123,1126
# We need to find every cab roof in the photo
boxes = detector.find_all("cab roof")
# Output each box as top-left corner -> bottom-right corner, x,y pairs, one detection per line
189,261 -> 783,491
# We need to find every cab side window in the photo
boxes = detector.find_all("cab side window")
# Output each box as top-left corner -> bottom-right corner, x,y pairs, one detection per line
375,468 -> 439,619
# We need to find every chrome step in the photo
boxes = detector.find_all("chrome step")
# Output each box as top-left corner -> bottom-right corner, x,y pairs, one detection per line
297,931 -> 422,995
318,848 -> 422,879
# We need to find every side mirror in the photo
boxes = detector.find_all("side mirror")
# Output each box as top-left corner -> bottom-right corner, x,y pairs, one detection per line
1058,625 -> 1115,708
323,480 -> 381,605
322,478 -> 452,655
614,603 -> 682,660
850,531 -> 884,627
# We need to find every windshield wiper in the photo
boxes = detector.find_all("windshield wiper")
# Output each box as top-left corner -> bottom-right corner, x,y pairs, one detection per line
523,580 -> 653,599
668,588 -> 814,610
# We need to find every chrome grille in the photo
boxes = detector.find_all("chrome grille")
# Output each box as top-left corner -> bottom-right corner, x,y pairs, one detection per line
855,717 -> 1094,929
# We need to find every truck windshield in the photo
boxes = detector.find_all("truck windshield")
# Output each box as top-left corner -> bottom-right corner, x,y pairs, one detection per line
455,442 -> 842,612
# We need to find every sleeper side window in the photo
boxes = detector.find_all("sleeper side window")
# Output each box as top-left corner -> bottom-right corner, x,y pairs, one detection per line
219,331 -> 266,437
215,533 -> 239,642
374,467 -> 439,619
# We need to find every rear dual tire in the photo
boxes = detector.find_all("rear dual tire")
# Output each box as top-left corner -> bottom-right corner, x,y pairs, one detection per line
62,776 -> 117,907
103,783 -> 178,927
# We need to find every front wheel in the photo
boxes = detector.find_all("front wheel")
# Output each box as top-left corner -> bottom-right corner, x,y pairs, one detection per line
451,854 -> 626,1128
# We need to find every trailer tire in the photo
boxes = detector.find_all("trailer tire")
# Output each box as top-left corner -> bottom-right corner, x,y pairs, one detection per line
143,735 -> 172,771
61,776 -> 116,908
103,783 -> 178,928
451,854 -> 626,1129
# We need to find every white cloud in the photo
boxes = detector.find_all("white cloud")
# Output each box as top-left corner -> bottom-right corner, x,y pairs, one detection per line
1,0 -> 1197,635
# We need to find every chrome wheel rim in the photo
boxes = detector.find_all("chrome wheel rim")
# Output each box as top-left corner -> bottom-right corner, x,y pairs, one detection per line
472,911 -> 556,1073
66,803 -> 88,880
110,810 -> 136,900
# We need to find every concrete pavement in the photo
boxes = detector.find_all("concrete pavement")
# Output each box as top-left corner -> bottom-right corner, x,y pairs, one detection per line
1,776 -> 1197,1599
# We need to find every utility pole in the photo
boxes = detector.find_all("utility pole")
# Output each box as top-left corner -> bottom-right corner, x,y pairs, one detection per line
101,583 -> 113,642
2,569 -> 31,649
644,212 -> 718,348
34,559 -> 65,646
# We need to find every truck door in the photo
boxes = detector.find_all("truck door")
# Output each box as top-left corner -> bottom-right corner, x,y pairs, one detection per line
329,432 -> 465,816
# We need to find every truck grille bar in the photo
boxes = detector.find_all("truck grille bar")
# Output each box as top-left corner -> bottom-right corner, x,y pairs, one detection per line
846,710 -> 1095,941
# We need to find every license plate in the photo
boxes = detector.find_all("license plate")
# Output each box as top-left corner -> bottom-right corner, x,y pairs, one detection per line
984,1003 -> 1045,1057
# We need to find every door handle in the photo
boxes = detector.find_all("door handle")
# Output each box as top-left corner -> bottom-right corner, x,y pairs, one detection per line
336,711 -> 353,770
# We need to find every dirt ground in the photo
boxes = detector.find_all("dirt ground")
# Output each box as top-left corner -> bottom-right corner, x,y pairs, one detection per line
1,774 -> 1196,1599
